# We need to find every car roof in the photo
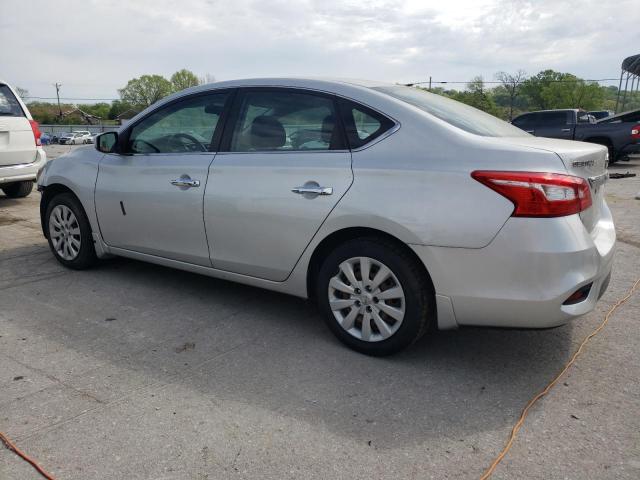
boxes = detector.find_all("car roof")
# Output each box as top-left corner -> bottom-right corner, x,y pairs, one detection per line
195,77 -> 394,89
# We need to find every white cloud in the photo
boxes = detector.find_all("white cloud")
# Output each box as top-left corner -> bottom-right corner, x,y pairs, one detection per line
1,0 -> 638,101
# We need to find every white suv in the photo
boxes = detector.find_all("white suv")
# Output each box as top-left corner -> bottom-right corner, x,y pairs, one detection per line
0,80 -> 47,198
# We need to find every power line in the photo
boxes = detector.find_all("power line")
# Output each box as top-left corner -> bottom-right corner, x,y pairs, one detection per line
405,78 -> 621,86
23,76 -> 632,102
25,96 -> 119,101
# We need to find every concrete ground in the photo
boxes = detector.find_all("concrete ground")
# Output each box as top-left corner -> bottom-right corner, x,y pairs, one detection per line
1,146 -> 639,480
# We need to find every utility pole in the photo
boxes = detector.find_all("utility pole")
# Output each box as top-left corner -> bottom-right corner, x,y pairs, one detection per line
54,83 -> 62,118
428,76 -> 432,91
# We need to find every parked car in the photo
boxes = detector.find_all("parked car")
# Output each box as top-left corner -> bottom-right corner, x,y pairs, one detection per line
51,132 -> 66,144
58,132 -> 86,145
38,78 -> 614,355
512,108 -> 640,163
0,79 -> 47,198
588,110 -> 615,121
73,130 -> 93,144
40,133 -> 52,145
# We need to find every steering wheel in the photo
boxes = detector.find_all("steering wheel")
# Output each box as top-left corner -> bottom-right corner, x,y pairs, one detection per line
132,139 -> 160,153
169,133 -> 207,152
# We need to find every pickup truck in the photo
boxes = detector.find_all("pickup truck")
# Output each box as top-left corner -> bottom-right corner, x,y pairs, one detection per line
512,108 -> 640,163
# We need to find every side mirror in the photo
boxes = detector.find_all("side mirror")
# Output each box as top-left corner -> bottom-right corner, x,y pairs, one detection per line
96,132 -> 118,153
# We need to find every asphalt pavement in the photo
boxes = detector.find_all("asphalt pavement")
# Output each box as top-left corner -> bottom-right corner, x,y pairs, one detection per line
1,146 -> 639,479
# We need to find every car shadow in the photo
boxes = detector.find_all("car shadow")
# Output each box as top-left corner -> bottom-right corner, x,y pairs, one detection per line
1,245 -> 576,448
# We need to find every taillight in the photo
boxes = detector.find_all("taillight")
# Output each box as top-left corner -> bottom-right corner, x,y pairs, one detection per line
632,124 -> 640,140
29,120 -> 42,146
471,171 -> 592,217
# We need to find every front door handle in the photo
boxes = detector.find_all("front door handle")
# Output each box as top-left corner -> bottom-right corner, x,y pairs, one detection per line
170,176 -> 200,188
561,128 -> 572,133
292,185 -> 333,196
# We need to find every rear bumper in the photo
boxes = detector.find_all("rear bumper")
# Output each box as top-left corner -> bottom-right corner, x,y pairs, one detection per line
411,203 -> 616,329
0,148 -> 47,185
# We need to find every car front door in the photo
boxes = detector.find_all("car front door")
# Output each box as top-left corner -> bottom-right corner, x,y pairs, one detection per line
204,88 -> 353,281
95,91 -> 232,266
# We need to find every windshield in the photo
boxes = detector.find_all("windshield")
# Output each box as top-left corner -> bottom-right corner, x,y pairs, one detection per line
373,85 -> 530,137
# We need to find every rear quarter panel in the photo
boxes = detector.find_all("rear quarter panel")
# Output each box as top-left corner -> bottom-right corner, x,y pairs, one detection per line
325,109 -> 568,248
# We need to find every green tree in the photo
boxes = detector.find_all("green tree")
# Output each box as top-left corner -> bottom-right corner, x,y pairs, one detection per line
170,69 -> 200,92
108,100 -> 137,119
81,102 -> 110,119
118,75 -> 173,108
520,70 -> 604,110
451,76 -> 501,116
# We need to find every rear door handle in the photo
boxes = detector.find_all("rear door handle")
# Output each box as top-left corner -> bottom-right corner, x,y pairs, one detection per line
170,176 -> 200,188
292,186 -> 333,196
561,128 -> 572,132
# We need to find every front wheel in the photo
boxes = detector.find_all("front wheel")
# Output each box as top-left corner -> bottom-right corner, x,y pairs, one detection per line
45,193 -> 97,269
316,237 -> 434,356
1,181 -> 33,198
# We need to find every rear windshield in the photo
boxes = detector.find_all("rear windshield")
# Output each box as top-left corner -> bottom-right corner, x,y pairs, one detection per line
0,85 -> 24,117
373,85 -> 529,137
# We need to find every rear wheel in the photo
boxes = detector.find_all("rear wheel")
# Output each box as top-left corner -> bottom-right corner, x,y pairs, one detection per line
45,193 -> 97,269
316,237 -> 434,356
1,181 -> 33,198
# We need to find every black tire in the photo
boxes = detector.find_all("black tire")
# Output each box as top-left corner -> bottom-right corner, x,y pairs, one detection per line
2,181 -> 34,198
44,192 -> 97,269
316,237 -> 434,356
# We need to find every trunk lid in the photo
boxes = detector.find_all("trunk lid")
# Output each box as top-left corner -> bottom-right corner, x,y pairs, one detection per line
491,136 -> 608,232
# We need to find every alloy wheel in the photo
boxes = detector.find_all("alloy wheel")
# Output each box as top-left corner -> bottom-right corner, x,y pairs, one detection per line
49,205 -> 82,260
328,256 -> 405,342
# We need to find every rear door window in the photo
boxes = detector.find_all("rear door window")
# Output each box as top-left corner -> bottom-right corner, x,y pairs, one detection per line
228,89 -> 344,152
0,85 -> 24,117
540,111 -> 569,126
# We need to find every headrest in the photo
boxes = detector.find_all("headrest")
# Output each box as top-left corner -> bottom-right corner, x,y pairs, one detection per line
250,116 -> 286,150
321,115 -> 335,143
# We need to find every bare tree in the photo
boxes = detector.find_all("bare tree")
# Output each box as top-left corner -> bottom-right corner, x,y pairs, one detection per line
199,73 -> 216,85
495,70 -> 527,120
14,86 -> 29,100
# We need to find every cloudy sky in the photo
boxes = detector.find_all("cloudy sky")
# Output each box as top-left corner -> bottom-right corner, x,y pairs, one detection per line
1,0 -> 639,102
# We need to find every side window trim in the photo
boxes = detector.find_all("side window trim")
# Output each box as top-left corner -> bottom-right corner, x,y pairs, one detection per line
218,87 -> 348,153
118,88 -> 236,155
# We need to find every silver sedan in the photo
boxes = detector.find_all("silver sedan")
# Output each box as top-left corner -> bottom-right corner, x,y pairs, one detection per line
37,78 -> 615,355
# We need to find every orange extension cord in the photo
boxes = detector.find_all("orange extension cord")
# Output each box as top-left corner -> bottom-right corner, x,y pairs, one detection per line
479,277 -> 640,479
1,279 -> 638,480
0,431 -> 56,480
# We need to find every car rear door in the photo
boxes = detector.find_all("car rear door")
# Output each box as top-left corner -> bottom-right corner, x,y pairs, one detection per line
534,111 -> 574,139
204,87 -> 353,281
95,90 -> 232,266
0,84 -> 35,167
